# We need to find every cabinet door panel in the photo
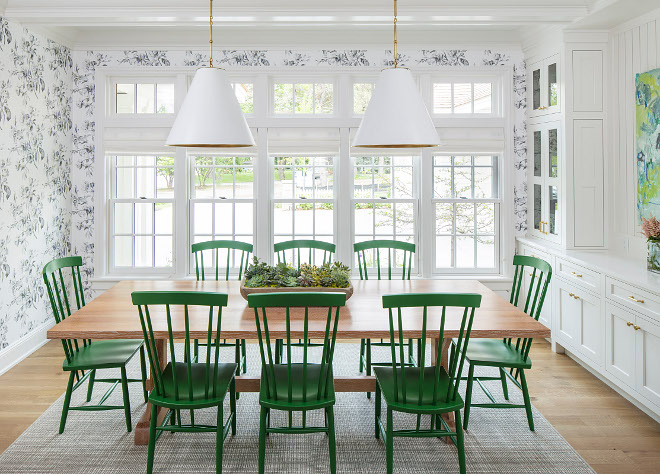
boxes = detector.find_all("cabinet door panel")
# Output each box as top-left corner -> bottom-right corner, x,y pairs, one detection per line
576,289 -> 603,365
605,303 -> 636,388
573,120 -> 604,247
556,280 -> 580,347
635,316 -> 660,407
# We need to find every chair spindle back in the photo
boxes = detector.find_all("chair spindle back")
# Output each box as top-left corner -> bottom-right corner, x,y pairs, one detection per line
381,293 -> 482,405
131,291 -> 229,401
508,254 -> 552,362
274,240 -> 336,269
43,256 -> 90,365
192,239 -> 253,281
248,292 -> 346,402
354,240 -> 415,280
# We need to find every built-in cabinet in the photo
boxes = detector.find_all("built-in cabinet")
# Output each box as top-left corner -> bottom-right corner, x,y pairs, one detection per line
528,54 -> 560,116
517,238 -> 660,421
528,121 -> 561,244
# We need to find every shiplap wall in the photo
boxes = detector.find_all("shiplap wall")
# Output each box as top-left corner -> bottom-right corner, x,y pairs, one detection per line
610,10 -> 660,256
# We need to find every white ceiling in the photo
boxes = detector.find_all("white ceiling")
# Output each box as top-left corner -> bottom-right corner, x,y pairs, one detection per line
2,0 -> 658,50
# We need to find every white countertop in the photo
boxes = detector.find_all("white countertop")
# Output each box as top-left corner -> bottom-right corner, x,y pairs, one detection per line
517,237 -> 660,296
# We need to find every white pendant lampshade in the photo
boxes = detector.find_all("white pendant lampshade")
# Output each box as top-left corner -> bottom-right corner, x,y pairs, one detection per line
166,67 -> 255,147
352,67 -> 440,148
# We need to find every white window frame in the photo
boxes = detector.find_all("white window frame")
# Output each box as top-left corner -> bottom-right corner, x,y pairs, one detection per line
95,66 -> 514,282
270,76 -> 338,117
106,152 -> 176,275
189,153 -> 257,275
430,73 -> 503,118
431,154 -> 502,275
108,75 -> 177,118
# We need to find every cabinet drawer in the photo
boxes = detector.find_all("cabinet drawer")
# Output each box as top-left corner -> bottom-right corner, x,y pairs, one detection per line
519,245 -> 552,264
606,277 -> 660,323
556,258 -> 600,293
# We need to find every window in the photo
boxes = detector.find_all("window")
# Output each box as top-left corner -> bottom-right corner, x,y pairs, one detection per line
109,155 -> 174,271
353,82 -> 375,114
190,155 -> 255,269
353,156 -> 417,270
433,155 -> 499,272
273,156 -> 335,264
273,81 -> 334,114
230,82 -> 254,113
101,71 -> 510,278
115,82 -> 174,114
433,81 -> 493,114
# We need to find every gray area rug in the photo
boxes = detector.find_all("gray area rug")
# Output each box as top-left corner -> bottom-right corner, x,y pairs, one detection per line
0,343 -> 594,473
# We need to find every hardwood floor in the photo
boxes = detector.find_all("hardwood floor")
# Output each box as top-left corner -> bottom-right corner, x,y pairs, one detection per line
1,339 -> 658,472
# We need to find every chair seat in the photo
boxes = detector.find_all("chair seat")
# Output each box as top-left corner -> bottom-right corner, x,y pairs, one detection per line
149,361 -> 237,409
374,366 -> 464,413
456,338 -> 532,369
259,363 -> 335,410
62,339 -> 143,370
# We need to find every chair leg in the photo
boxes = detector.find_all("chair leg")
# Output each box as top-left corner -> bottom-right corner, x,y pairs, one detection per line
258,406 -> 268,474
59,371 -> 75,434
146,404 -> 157,474
327,406 -> 337,474
241,339 -> 247,373
86,369 -> 96,402
463,364 -> 475,430
520,369 -> 534,431
216,403 -> 224,473
359,339 -> 365,372
385,408 -> 394,474
139,345 -> 148,403
455,410 -> 466,474
194,339 -> 199,361
120,366 -> 132,432
234,340 -> 241,400
230,378 -> 237,436
408,338 -> 413,365
275,339 -> 281,365
375,383 -> 381,439
499,367 -> 509,400
366,339 -> 372,399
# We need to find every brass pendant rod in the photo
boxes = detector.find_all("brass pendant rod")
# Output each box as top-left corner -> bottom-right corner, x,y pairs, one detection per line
393,0 -> 398,68
209,0 -> 214,67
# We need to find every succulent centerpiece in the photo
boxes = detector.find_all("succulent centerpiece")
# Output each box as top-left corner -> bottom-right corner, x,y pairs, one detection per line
239,257 -> 353,300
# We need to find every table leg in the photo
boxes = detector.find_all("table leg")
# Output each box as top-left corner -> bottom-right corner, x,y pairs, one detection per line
135,339 -> 168,445
432,338 -> 456,443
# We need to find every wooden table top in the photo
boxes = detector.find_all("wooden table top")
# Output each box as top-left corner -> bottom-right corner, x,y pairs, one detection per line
46,279 -> 550,340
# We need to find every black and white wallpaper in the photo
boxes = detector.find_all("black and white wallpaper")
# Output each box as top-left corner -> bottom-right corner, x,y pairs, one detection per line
71,48 -> 527,298
0,18 -> 73,350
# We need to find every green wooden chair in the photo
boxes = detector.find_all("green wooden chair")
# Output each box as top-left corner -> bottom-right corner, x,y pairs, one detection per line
273,239 -> 337,363
375,292 -> 482,474
454,255 -> 552,432
43,256 -> 147,434
248,292 -> 346,474
274,239 -> 335,269
355,240 -> 418,398
191,239 -> 252,376
131,291 -> 237,474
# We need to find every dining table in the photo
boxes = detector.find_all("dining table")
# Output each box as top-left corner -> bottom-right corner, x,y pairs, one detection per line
46,278 -> 550,445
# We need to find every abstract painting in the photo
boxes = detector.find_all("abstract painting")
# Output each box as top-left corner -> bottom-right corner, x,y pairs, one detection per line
636,67 -> 660,222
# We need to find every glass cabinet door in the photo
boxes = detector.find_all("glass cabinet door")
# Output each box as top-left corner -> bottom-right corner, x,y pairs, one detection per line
546,126 -> 560,241
528,122 -> 561,243
548,62 -> 558,108
532,68 -> 541,111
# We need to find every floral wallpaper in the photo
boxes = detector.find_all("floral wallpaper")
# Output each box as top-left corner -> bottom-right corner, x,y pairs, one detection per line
0,19 -> 73,350
70,47 -> 527,295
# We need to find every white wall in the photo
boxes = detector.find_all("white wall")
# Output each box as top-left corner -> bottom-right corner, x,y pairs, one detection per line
610,8 -> 660,258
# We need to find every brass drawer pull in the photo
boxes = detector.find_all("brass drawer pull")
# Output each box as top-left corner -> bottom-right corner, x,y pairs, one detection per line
634,325 -> 641,331
628,295 -> 645,304
626,321 -> 634,327
568,292 -> 580,300
571,271 -> 583,278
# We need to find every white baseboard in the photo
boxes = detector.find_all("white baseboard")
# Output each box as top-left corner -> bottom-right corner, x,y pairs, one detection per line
0,321 -> 53,376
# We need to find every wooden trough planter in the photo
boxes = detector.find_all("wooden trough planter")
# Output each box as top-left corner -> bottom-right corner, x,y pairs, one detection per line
239,280 -> 354,301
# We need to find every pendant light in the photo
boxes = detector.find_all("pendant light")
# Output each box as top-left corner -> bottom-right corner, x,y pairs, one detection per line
352,0 -> 440,148
166,0 -> 255,147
